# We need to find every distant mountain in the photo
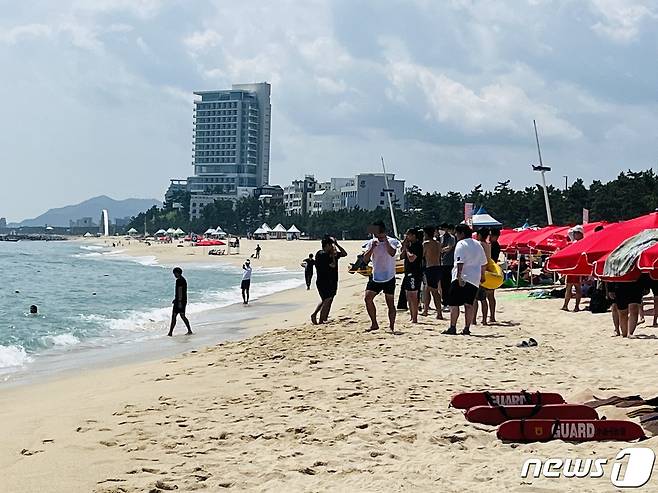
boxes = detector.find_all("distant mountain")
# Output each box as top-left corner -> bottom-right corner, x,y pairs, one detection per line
16,195 -> 162,227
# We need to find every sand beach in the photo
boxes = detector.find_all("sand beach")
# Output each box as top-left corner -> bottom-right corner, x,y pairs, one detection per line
2,238 -> 658,492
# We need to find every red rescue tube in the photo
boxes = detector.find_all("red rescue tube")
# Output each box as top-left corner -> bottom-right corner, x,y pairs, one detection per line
497,419 -> 646,442
450,391 -> 565,410
466,404 -> 598,426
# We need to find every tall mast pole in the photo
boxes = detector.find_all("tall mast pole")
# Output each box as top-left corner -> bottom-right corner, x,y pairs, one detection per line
381,156 -> 399,238
533,120 -> 554,225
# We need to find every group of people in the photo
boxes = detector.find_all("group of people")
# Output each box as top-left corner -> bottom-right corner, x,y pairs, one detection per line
306,220 -> 502,335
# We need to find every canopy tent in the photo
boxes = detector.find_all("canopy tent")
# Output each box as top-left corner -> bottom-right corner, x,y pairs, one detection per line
471,207 -> 502,227
260,223 -> 272,232
271,223 -> 287,239
155,229 -> 167,235
253,227 -> 269,238
547,213 -> 658,275
215,226 -> 225,233
45,226 -> 54,231
166,228 -> 176,234
204,228 -> 216,235
286,224 -> 301,240
127,228 -> 138,235
174,227 -> 185,236
83,232 -> 93,237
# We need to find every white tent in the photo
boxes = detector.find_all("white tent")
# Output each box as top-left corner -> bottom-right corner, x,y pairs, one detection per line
204,228 -> 216,235
286,224 -> 301,240
155,229 -> 166,235
253,227 -> 269,239
472,207 -> 502,227
260,223 -> 272,232
83,232 -> 93,237
271,223 -> 287,239
174,227 -> 185,236
215,226 -> 225,233
45,226 -> 54,231
166,227 -> 176,234
127,227 -> 138,235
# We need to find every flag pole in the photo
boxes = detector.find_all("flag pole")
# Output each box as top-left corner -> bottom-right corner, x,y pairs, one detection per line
381,156 -> 399,238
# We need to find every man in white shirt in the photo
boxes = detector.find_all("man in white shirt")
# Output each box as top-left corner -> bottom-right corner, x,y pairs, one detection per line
362,221 -> 401,333
241,259 -> 252,305
442,224 -> 487,336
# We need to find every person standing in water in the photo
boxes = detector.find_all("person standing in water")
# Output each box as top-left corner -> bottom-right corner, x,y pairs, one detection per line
241,259 -> 252,304
302,253 -> 315,290
168,267 -> 192,336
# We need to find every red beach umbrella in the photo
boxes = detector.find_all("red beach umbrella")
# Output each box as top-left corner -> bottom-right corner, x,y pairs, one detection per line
547,213 -> 658,275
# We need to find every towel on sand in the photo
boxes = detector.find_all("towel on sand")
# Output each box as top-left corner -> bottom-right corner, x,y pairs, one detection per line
603,229 -> 658,277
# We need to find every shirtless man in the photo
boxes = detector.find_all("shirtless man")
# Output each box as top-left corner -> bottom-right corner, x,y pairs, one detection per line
473,228 -> 492,325
421,225 -> 443,319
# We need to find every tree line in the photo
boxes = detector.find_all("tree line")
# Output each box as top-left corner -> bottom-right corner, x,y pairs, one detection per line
127,169 -> 658,239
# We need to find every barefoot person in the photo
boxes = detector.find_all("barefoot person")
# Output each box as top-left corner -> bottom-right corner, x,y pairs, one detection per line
473,228 -> 492,325
311,236 -> 347,324
363,221 -> 401,333
607,280 -> 642,338
168,267 -> 192,336
439,223 -> 456,313
241,259 -> 252,305
421,225 -> 443,319
487,229 -> 501,323
562,225 -> 584,311
443,224 -> 487,336
401,228 -> 423,324
301,253 -> 315,290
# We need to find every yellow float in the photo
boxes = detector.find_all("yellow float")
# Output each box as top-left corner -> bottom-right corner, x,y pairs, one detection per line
480,258 -> 504,289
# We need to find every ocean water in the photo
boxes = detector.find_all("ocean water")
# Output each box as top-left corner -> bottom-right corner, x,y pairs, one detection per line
0,240 -> 303,379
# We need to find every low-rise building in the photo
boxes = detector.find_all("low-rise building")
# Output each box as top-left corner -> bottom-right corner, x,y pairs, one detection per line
283,175 -> 317,215
254,185 -> 284,207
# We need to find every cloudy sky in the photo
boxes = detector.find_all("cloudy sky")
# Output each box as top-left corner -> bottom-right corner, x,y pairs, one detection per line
1,0 -> 657,221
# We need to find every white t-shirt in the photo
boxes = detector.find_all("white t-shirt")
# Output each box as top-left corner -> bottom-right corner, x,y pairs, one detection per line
242,265 -> 252,280
365,236 -> 401,282
451,238 -> 487,287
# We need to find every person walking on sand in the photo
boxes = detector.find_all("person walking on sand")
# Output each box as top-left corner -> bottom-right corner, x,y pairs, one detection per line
401,228 -> 423,324
254,244 -> 262,259
421,225 -> 443,319
302,253 -> 315,290
363,221 -> 401,333
443,224 -> 487,336
241,259 -> 252,305
168,267 -> 192,336
311,236 -> 347,324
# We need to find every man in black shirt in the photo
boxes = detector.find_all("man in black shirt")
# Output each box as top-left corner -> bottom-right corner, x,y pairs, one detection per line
302,253 -> 315,290
401,228 -> 423,323
168,267 -> 193,336
311,236 -> 347,324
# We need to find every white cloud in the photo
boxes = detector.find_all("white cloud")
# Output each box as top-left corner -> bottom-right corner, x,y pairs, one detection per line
0,24 -> 53,44
183,29 -> 222,53
588,0 -> 657,42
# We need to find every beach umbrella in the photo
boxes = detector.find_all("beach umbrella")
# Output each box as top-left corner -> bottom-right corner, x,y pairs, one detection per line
155,229 -> 166,235
547,212 -> 658,275
471,207 -> 502,227
45,226 -> 54,231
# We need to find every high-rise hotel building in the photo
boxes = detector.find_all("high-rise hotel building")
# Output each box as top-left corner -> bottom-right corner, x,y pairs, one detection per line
185,83 -> 271,219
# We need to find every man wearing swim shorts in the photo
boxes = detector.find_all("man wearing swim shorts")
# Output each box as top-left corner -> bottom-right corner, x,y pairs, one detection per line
363,221 -> 401,333
607,280 -> 643,338
168,267 -> 192,336
421,225 -> 443,319
443,224 -> 487,336
401,228 -> 423,324
473,228 -> 492,325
